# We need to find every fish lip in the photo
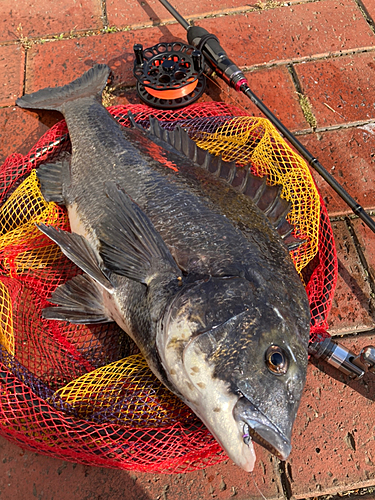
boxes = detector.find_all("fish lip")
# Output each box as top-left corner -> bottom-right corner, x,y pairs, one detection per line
235,396 -> 292,460
243,419 -> 291,460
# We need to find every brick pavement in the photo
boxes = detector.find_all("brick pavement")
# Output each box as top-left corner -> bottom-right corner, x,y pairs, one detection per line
1,0 -> 375,498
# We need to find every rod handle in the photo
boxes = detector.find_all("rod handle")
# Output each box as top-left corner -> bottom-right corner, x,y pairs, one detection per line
187,26 -> 247,90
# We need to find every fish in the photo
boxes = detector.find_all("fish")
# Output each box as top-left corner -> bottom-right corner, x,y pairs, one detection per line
16,64 -> 310,472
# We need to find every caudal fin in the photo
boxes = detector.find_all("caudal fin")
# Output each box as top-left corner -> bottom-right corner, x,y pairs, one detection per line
16,64 -> 111,112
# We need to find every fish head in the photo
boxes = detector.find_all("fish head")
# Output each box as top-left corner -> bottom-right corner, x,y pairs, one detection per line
157,275 -> 310,472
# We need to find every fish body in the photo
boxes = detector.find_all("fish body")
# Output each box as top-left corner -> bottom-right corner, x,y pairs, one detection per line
17,64 -> 310,472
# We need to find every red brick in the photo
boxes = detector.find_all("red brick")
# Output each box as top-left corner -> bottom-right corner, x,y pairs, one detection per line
131,453 -> 284,500
106,0 -> 302,29
107,0 -> 251,28
287,333 -> 375,498
295,53 -> 375,128
352,216 -> 375,284
25,0 -> 375,89
110,87 -> 140,107
361,0 -> 375,23
0,435 -> 283,500
298,127 -> 375,215
25,26 -> 188,93
0,0 -> 103,43
201,66 -> 307,131
328,220 -> 374,334
191,0 -> 375,68
0,45 -> 25,107
0,107 -> 62,164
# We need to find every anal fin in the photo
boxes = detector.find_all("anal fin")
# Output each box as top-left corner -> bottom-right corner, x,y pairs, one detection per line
43,274 -> 113,324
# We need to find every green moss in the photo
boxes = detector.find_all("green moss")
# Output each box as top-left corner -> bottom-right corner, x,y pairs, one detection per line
297,92 -> 317,130
315,485 -> 375,500
255,0 -> 281,10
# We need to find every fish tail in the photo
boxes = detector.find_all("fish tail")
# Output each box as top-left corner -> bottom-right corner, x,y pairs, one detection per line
16,64 -> 111,112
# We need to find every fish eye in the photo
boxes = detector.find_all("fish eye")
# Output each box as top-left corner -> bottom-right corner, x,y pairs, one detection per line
265,345 -> 289,375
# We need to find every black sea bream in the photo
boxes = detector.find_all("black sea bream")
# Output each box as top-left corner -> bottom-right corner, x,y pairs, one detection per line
17,64 -> 310,472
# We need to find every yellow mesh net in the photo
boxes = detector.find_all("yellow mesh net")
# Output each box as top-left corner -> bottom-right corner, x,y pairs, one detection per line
0,170 -> 67,277
191,116 -> 320,273
0,281 -> 14,356
50,354 -> 189,426
0,170 -> 70,359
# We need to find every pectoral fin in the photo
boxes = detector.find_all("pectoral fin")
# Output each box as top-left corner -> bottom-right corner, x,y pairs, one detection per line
43,274 -> 113,324
99,182 -> 182,286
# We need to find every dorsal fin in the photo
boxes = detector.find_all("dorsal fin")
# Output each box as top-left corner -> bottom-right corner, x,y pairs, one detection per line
142,116 -> 303,251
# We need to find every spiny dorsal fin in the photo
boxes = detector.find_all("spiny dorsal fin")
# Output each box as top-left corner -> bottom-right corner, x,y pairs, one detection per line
149,116 -> 169,143
142,116 -> 303,251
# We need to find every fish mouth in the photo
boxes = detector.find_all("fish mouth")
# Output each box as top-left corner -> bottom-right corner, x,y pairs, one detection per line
242,420 -> 291,460
234,397 -> 292,461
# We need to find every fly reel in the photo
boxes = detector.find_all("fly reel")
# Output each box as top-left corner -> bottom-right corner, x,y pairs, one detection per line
133,42 -> 206,109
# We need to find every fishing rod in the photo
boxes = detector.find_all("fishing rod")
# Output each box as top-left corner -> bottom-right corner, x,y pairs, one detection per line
155,0 -> 375,235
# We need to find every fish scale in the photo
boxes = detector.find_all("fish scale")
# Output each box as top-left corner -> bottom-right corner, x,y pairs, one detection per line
67,98 -> 285,283
17,64 -> 311,473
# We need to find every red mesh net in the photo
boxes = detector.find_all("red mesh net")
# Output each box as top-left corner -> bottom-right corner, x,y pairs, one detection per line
0,102 -> 337,472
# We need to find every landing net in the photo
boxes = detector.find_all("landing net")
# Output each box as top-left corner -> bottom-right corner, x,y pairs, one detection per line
0,102 -> 337,473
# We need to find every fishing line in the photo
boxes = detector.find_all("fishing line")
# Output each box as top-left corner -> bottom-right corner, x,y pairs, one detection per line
250,471 -> 268,500
146,80 -> 198,99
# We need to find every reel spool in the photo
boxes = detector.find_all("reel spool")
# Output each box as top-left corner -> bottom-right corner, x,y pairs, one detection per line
133,42 -> 206,109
